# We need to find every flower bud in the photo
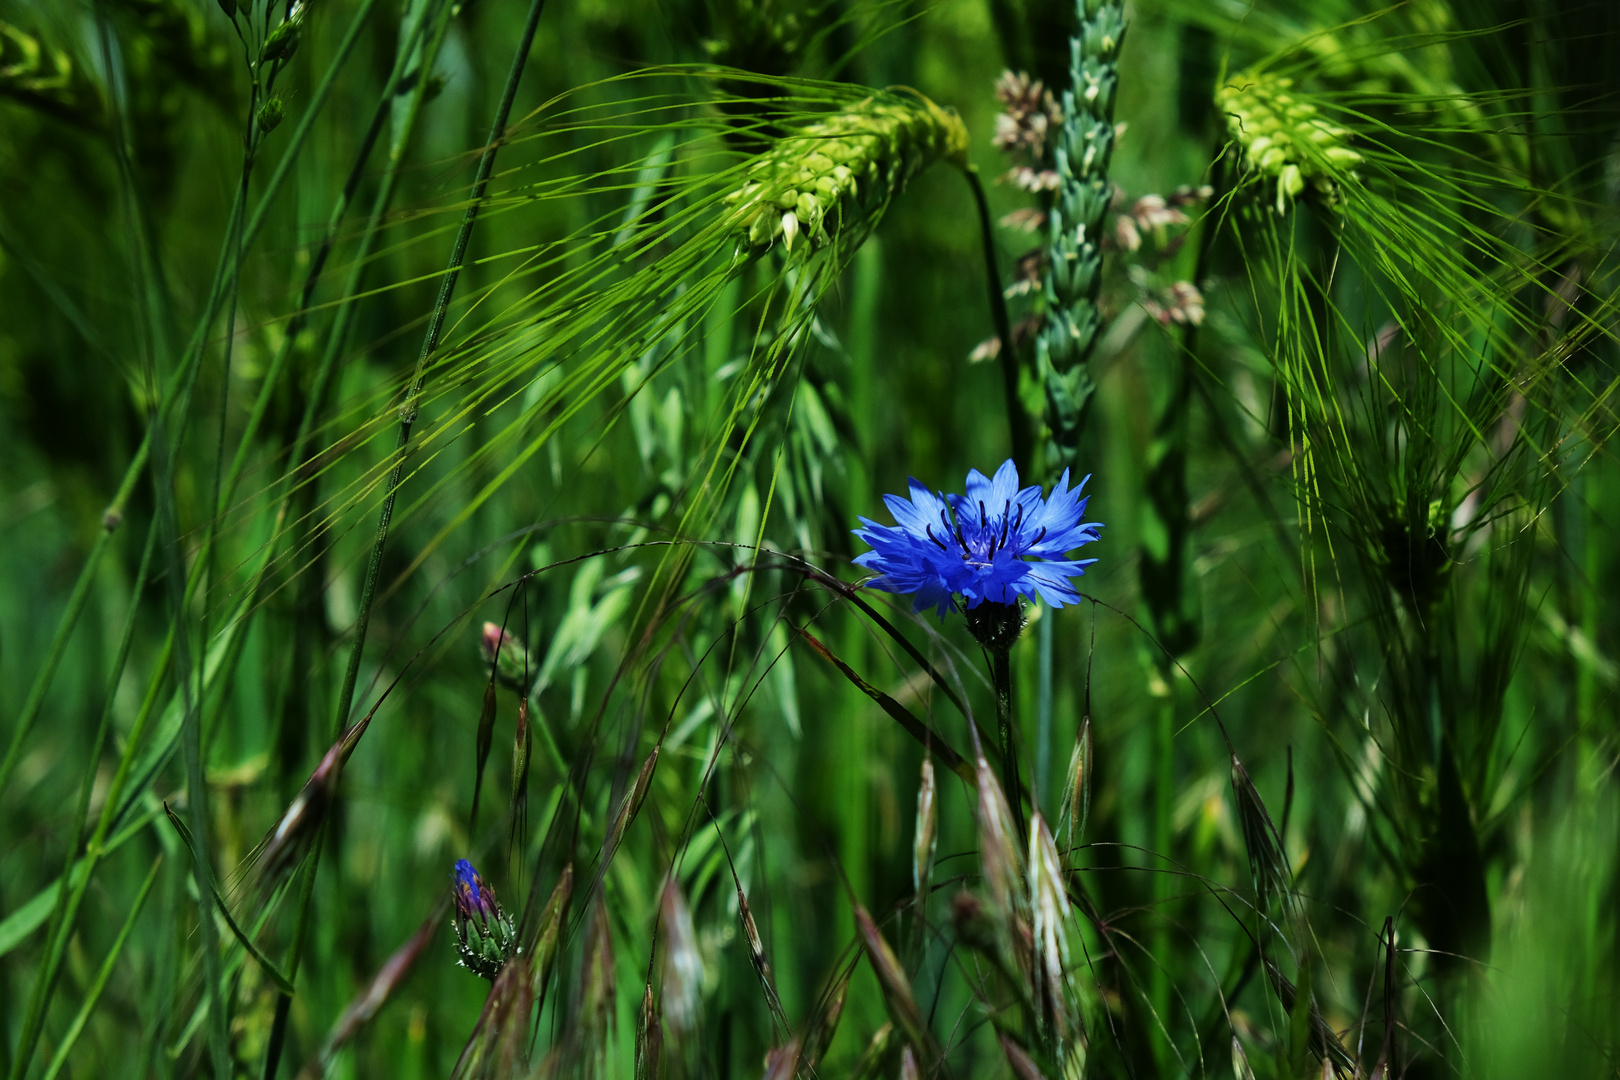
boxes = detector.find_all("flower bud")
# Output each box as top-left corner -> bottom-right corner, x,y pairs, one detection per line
478,622 -> 530,688
261,20 -> 300,63
451,859 -> 517,980
256,96 -> 284,134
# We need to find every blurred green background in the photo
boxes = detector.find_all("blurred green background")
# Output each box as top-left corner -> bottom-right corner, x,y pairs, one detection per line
0,0 -> 1616,1077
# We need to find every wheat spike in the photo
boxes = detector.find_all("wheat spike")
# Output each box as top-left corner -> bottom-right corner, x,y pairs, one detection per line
1037,0 -> 1127,475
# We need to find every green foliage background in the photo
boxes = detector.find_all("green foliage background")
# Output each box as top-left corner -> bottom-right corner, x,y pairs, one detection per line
0,0 -> 1616,1077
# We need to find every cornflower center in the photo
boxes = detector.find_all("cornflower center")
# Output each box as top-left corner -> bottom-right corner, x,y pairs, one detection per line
923,498 -> 1047,569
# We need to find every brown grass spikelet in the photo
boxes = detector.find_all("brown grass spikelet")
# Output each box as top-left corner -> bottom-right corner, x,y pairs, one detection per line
608,746 -> 660,857
854,903 -> 939,1068
913,756 -> 938,898
736,885 -> 787,1025
508,699 -> 532,860
849,1023 -> 895,1080
296,907 -> 442,1080
762,1039 -> 801,1080
582,894 -> 617,1034
635,984 -> 662,1080
258,711 -> 373,886
528,864 -> 574,1005
997,1031 -> 1045,1080
800,963 -> 851,1071
451,955 -> 536,1080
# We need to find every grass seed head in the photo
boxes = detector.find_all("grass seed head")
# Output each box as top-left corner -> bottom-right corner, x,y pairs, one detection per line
258,713 -> 372,885
997,1032 -> 1045,1080
529,864 -> 574,1001
453,955 -> 535,1080
975,751 -> 1026,923
736,885 -> 787,1022
256,96 -> 284,133
635,984 -> 662,1080
850,1023 -> 896,1080
854,904 -> 938,1066
801,966 -> 851,1070
1061,716 -> 1093,852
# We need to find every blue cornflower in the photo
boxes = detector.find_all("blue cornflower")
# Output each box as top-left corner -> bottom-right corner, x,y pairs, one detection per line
854,459 -> 1101,617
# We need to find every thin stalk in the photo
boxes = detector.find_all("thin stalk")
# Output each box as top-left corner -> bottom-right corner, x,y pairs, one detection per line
5,520 -> 158,1080
220,0 -> 390,508
264,4 -> 549,1075
0,455 -> 144,796
991,646 -> 1027,843
329,0 -> 551,736
38,856 -> 164,1080
0,0 -> 374,803
967,168 -> 1032,479
260,831 -> 325,1080
150,395 -> 234,1080
1036,601 -> 1054,817
1151,685 -> 1174,1070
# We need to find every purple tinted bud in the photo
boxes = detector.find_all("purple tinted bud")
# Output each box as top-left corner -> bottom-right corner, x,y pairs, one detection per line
450,859 -> 517,981
453,859 -> 499,925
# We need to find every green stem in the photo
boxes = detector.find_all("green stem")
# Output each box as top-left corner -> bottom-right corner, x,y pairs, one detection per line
1151,680 -> 1174,1070
219,0 -> 389,510
992,646 -> 1027,843
0,456 -> 142,796
1036,601 -> 1054,818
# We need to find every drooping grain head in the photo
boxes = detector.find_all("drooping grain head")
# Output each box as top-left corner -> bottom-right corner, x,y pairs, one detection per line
726,94 -> 968,258
1217,72 -> 1361,212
